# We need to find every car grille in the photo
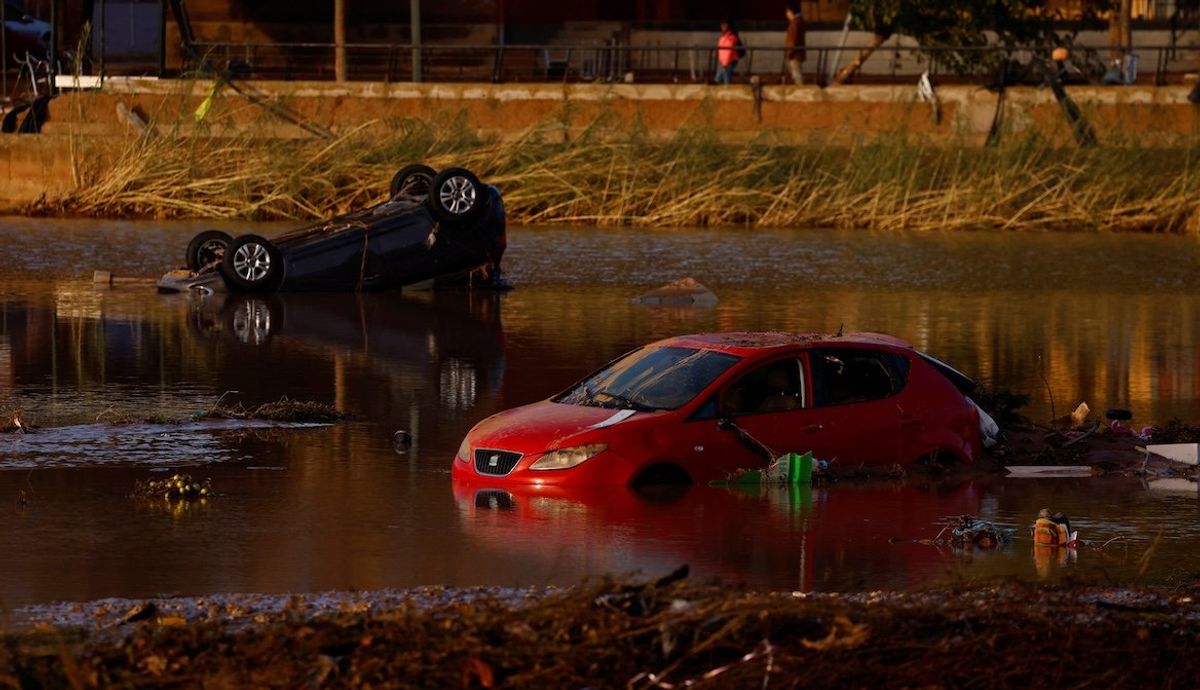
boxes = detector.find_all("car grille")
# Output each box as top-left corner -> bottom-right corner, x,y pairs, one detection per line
474,449 -> 522,476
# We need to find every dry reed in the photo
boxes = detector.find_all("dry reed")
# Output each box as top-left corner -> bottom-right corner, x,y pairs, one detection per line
39,109 -> 1200,232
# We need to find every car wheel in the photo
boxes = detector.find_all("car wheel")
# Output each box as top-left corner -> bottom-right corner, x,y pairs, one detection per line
185,230 -> 232,270
390,164 -> 437,199
427,167 -> 486,224
221,234 -> 284,292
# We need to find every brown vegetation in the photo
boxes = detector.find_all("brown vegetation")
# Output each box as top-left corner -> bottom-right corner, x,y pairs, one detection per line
4,575 -> 1199,689
35,111 -> 1200,232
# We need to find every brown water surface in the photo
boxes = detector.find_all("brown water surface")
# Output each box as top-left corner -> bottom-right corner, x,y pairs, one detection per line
1,218 -> 1199,608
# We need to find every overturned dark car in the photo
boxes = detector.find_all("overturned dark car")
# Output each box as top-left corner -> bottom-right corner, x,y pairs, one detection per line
158,165 -> 506,293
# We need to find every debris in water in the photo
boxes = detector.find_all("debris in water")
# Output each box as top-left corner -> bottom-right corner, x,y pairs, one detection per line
631,277 -> 718,306
917,515 -> 1013,549
393,430 -> 413,454
198,395 -> 345,423
1,411 -> 28,434
1033,508 -> 1078,547
132,473 -> 212,502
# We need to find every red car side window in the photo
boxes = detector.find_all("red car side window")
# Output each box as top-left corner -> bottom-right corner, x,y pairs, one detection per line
720,358 -> 805,417
810,349 -> 909,407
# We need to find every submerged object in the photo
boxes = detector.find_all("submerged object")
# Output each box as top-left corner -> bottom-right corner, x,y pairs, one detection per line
632,277 -> 718,306
158,165 -> 507,293
452,331 -> 986,487
711,451 -> 815,487
1032,508 -> 1078,547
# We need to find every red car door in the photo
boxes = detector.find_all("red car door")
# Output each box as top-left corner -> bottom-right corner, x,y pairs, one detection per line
678,354 -> 836,473
800,347 -> 908,465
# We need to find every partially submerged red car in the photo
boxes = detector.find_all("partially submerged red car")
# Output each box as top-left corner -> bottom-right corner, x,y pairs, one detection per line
452,332 -> 995,486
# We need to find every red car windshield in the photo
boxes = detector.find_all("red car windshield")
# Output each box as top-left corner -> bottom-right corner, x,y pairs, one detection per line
555,346 -> 741,411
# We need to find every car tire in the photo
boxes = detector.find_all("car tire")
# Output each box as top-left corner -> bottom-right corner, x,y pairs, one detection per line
390,163 -> 437,199
185,230 -> 232,270
220,234 -> 284,293
427,167 -> 486,224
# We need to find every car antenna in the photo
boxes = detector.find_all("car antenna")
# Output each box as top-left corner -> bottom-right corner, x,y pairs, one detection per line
835,323 -> 844,337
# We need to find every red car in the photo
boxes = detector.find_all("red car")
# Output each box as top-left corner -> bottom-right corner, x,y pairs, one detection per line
452,332 -> 989,487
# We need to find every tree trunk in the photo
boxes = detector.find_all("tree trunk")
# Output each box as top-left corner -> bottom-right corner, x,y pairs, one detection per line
831,32 -> 887,86
334,0 -> 346,82
1109,0 -> 1132,60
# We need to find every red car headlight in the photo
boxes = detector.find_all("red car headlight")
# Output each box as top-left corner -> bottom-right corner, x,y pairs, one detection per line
456,438 -> 471,463
529,444 -> 607,471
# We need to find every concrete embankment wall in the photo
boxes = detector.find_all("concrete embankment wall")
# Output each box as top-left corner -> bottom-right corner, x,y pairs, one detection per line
2,79 -> 1198,207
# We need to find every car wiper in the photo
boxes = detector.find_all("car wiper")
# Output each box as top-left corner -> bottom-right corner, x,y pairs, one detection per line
593,389 -> 658,412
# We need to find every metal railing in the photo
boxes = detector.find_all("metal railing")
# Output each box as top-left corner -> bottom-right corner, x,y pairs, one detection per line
3,39 -> 1191,104
183,41 -> 1199,87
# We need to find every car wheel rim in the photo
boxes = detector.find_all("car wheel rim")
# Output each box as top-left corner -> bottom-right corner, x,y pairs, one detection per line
233,243 -> 271,282
198,239 -> 226,264
439,176 -> 477,215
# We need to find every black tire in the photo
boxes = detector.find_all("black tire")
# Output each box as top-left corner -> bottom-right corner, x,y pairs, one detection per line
390,163 -> 437,199
185,230 -> 232,270
427,167 -> 486,224
220,234 -> 284,292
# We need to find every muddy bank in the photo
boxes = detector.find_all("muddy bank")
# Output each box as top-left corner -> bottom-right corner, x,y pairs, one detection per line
5,577 -> 1199,689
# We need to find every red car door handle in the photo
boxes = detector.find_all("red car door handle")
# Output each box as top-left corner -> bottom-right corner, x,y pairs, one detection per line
804,424 -> 823,433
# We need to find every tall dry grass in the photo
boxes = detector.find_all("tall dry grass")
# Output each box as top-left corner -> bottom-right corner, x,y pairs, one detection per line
45,109 -> 1200,232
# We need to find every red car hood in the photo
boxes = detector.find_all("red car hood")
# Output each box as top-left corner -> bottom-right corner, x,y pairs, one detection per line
468,400 -> 650,454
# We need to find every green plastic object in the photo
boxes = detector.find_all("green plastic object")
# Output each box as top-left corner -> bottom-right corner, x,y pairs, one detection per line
707,451 -> 815,487
785,451 -> 813,485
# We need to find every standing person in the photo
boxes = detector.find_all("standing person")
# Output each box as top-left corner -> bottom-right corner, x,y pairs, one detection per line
715,19 -> 741,85
784,3 -> 806,85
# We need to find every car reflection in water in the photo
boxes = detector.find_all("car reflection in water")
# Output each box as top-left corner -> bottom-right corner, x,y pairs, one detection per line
183,290 -> 506,429
451,479 -> 985,592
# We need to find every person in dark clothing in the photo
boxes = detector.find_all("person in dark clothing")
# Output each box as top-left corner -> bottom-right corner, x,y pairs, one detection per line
784,2 -> 806,85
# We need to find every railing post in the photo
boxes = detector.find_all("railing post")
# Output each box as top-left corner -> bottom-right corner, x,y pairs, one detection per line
159,0 -> 167,77
2,1 -> 6,99
48,0 -> 57,93
410,0 -> 422,82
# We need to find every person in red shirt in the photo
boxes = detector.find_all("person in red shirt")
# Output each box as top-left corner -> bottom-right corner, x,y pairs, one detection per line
715,19 -> 741,85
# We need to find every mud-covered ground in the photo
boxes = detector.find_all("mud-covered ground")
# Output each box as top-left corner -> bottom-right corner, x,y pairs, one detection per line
4,575 -> 1199,689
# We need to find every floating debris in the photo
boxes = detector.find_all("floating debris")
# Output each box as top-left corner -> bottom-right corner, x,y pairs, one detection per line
631,277 -> 718,306
1033,508 -> 1078,547
920,515 -> 1013,549
1,411 -> 28,434
132,473 -> 212,502
393,430 -> 413,454
198,396 -> 345,423
1150,419 -> 1200,444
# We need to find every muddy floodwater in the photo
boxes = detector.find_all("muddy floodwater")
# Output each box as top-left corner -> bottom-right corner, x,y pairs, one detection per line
2,217 -> 1200,610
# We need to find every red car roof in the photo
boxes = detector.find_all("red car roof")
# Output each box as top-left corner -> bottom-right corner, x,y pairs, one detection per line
660,331 -> 915,357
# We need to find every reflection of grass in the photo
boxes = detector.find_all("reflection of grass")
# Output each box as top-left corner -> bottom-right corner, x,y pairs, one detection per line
42,114 -> 1200,231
